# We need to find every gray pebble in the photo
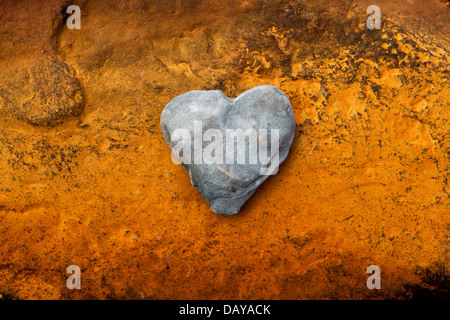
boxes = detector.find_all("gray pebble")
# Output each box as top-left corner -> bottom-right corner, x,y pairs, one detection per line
160,85 -> 295,216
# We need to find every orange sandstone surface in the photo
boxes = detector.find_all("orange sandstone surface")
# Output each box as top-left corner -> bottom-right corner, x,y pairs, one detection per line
0,0 -> 449,299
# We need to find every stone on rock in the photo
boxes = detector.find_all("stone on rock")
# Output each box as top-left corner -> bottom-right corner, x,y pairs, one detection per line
160,85 -> 295,216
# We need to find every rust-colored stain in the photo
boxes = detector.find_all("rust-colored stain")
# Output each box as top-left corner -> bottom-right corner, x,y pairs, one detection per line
0,0 -> 449,299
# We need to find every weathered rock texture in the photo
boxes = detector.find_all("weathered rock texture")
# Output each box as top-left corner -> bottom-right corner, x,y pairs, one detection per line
161,85 -> 295,215
0,0 -> 449,300
0,54 -> 84,126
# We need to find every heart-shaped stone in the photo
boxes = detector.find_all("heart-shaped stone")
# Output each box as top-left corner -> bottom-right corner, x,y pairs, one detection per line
160,85 -> 295,216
